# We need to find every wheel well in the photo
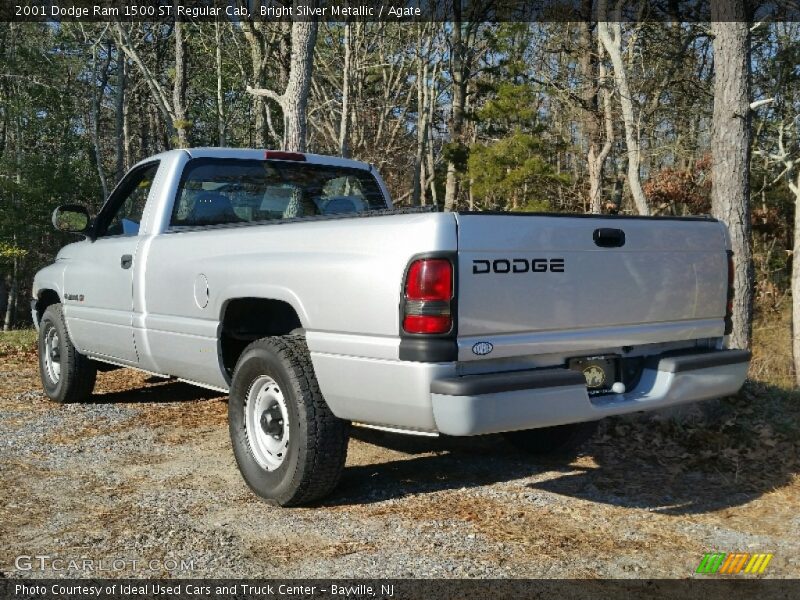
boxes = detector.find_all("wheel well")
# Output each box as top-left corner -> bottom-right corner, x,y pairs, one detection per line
35,290 -> 61,325
220,298 -> 303,376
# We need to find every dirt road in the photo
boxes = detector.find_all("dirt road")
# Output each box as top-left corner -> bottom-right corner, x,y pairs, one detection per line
2,346 -> 799,579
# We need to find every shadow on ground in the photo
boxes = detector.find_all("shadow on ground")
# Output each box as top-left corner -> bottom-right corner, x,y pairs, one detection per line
529,382 -> 800,515
88,379 -> 217,405
329,428 -> 542,505
328,382 -> 800,514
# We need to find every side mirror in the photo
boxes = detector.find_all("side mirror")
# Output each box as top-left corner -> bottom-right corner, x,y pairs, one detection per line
52,205 -> 91,236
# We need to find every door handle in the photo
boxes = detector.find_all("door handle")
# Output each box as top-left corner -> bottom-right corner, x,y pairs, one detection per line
593,228 -> 626,248
120,254 -> 133,269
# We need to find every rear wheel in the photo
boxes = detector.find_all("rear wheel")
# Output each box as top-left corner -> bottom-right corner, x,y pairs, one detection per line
228,335 -> 349,506
38,303 -> 97,403
503,421 -> 598,456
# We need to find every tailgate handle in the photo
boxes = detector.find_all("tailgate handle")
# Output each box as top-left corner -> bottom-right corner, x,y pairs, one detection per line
593,228 -> 626,248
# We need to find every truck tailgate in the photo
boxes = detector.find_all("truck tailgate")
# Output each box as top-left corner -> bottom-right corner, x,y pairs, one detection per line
455,214 -> 728,361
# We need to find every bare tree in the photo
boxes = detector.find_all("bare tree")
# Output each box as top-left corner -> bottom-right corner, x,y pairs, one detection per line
597,2 -> 650,215
3,32 -> 21,331
172,17 -> 190,148
87,32 -> 112,197
443,12 -> 464,211
593,48 -> 615,213
113,21 -> 191,148
114,46 -> 126,181
338,19 -> 351,158
752,22 -> 800,382
3,262 -> 18,331
772,123 -> 800,383
215,20 -> 226,146
412,22 -> 438,206
238,4 -> 286,147
578,13 -> 615,214
443,10 -> 486,211
248,19 -> 318,152
711,1 -> 753,350
425,66 -> 441,208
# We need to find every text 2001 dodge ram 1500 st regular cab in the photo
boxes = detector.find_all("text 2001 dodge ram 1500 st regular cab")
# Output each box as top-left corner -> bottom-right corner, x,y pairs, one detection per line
33,148 -> 750,506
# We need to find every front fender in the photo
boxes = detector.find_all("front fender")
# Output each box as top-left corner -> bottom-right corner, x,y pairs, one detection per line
32,262 -> 67,322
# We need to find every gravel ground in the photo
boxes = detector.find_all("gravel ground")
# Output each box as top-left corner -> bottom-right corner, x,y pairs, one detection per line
1,347 -> 799,579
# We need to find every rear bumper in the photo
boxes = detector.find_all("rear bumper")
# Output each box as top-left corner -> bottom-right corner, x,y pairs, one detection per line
430,349 -> 750,436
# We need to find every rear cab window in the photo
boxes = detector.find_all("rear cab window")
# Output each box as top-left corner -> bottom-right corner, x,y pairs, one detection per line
169,159 -> 388,229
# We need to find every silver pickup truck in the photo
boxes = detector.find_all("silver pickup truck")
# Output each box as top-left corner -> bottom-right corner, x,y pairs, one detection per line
32,148 -> 750,505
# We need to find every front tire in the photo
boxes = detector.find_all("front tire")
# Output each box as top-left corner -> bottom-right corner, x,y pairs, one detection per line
38,303 -> 97,403
228,335 -> 349,506
503,421 -> 598,456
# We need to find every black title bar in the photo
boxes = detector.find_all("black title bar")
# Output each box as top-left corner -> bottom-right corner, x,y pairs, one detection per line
3,0 -> 800,22
3,579 -> 800,600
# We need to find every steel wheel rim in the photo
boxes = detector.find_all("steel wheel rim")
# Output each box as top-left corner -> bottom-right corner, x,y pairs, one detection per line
43,325 -> 61,383
244,375 -> 290,471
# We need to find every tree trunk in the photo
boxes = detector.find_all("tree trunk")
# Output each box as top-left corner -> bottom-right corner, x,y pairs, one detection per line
412,51 -> 428,206
242,22 -> 267,147
0,92 -> 6,163
114,48 -> 126,182
6,99 -> 21,330
282,21 -> 317,152
0,278 -> 7,326
247,19 -> 318,153
577,15 -> 603,214
426,65 -> 439,208
338,20 -> 351,158
594,53 -> 615,212
173,17 -> 190,148
3,253 -> 17,331
90,41 -> 111,199
580,19 -> 615,215
597,7 -> 650,216
711,10 -> 753,350
215,20 -> 226,146
444,10 -> 465,212
791,172 -> 800,385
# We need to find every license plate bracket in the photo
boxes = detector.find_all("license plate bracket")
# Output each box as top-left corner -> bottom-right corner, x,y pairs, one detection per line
568,355 -> 619,395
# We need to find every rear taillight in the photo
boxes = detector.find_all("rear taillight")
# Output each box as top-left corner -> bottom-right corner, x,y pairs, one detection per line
403,258 -> 453,335
725,251 -> 734,335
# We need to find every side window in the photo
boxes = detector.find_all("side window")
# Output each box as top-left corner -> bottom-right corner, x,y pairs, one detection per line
96,163 -> 159,238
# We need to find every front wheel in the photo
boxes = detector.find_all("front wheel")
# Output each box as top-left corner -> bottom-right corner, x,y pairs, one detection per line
228,335 -> 349,506
503,421 -> 598,457
38,303 -> 97,403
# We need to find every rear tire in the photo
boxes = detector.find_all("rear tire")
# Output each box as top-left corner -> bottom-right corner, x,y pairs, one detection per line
38,303 -> 97,403
228,335 -> 349,506
503,421 -> 598,456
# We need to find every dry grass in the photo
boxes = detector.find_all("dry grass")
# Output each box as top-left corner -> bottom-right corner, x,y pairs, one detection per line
751,304 -> 794,388
0,328 -> 36,357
